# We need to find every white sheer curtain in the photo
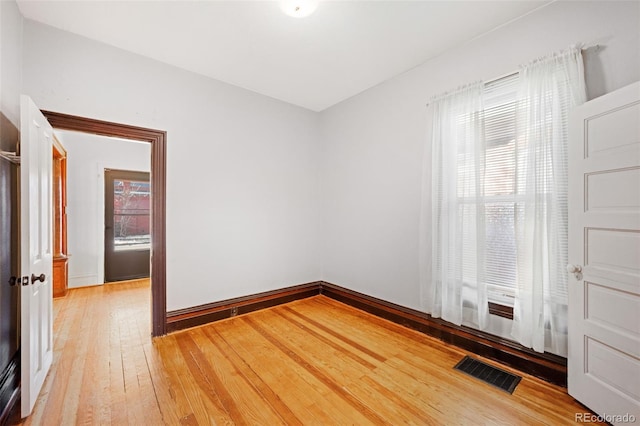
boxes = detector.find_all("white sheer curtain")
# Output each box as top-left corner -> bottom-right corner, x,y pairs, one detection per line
426,82 -> 491,330
424,46 -> 586,355
511,47 -> 586,355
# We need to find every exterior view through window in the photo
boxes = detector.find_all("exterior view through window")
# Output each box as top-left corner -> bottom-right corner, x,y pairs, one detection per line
113,179 -> 151,251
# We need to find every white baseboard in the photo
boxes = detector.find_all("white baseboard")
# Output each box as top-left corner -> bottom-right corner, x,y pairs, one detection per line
68,274 -> 101,288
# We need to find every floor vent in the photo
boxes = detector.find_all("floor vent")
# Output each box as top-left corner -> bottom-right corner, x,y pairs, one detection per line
454,356 -> 521,394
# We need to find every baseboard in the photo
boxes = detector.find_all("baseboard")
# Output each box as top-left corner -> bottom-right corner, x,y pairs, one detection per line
68,274 -> 99,288
165,280 -> 567,386
319,281 -> 567,387
166,282 -> 321,333
0,352 -> 20,426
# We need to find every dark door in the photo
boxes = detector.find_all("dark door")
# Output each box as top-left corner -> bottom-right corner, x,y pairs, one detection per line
105,170 -> 151,282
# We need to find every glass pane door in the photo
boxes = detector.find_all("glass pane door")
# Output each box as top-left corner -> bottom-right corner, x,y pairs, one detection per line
105,170 -> 150,282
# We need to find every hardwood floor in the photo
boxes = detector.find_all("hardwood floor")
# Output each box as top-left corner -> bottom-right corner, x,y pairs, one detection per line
12,280 -> 601,425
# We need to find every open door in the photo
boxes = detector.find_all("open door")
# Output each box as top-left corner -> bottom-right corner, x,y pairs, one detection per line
568,82 -> 640,424
19,96 -> 54,417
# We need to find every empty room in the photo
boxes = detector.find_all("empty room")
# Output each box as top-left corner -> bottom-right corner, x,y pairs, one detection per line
1,0 -> 639,424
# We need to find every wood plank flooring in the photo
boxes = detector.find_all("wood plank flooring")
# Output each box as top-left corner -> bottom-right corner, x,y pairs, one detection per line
11,280 -> 601,425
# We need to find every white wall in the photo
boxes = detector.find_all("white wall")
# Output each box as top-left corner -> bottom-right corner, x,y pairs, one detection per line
319,0 -> 640,320
0,0 -> 23,129
57,131 -> 150,288
22,20 -> 322,310
18,1 -> 640,336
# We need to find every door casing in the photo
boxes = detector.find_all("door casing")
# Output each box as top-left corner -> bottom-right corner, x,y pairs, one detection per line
42,111 -> 167,337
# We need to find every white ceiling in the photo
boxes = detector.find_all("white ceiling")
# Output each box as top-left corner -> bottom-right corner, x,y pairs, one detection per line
17,1 -> 549,112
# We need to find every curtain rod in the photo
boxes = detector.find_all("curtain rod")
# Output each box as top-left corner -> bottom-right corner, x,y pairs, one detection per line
485,43 -> 599,86
426,44 -> 600,107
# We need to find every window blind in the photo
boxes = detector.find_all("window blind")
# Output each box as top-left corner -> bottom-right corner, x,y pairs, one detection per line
481,74 -> 520,307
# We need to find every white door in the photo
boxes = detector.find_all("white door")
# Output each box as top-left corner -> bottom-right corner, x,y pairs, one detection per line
19,95 -> 54,417
568,81 -> 640,424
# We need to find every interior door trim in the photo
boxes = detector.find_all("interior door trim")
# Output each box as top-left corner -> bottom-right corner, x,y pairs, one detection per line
41,110 -> 167,337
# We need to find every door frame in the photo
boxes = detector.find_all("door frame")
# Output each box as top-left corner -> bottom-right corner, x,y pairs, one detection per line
42,110 -> 167,337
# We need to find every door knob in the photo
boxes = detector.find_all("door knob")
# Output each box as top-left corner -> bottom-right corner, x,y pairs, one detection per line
567,264 -> 582,280
566,264 -> 582,273
31,273 -> 45,284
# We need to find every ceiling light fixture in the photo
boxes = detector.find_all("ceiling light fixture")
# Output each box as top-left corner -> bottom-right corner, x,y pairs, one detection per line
280,0 -> 319,18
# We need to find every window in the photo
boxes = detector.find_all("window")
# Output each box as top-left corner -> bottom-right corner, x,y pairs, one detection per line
113,179 -> 151,251
429,47 -> 583,352
481,74 -> 520,311
454,73 -> 566,315
455,74 -> 520,314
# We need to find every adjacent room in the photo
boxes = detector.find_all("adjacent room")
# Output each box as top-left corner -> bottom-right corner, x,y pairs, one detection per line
0,0 -> 638,424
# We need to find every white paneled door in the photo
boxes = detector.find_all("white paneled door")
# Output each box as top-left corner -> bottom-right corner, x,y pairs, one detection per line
568,82 -> 640,425
20,95 -> 54,417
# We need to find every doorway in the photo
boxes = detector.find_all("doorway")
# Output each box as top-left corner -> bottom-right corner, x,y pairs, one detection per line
41,110 -> 167,337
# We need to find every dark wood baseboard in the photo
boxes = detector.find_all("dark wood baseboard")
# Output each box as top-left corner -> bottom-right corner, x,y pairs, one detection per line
319,282 -> 567,387
166,282 -> 321,333
0,352 -> 20,426
165,280 -> 567,386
